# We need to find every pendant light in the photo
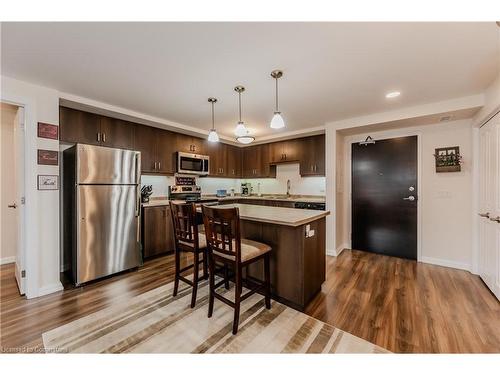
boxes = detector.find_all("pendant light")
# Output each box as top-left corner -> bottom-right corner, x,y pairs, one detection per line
270,70 -> 285,129
207,97 -> 219,142
234,85 -> 255,144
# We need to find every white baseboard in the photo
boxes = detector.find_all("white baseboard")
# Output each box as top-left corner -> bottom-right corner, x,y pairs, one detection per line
326,244 -> 348,257
38,282 -> 64,297
419,256 -> 471,272
0,256 -> 16,265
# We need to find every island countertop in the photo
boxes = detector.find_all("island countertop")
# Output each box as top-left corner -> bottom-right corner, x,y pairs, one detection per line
213,203 -> 330,227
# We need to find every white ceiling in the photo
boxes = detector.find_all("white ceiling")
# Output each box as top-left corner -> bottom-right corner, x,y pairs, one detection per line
1,22 -> 499,139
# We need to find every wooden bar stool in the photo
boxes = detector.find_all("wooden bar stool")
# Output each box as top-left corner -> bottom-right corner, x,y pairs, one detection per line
170,201 -> 208,308
201,205 -> 272,334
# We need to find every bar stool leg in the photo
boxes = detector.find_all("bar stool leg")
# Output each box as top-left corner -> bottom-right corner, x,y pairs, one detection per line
173,249 -> 180,297
202,249 -> 208,280
208,253 -> 215,318
232,265 -> 241,334
191,251 -> 199,308
264,253 -> 271,309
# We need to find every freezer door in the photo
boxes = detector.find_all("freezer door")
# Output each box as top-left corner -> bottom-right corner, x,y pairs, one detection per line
77,144 -> 140,184
77,184 -> 141,284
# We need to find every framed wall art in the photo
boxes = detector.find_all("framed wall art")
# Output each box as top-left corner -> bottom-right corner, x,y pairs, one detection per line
434,146 -> 462,173
37,149 -> 59,166
37,122 -> 59,140
37,175 -> 59,190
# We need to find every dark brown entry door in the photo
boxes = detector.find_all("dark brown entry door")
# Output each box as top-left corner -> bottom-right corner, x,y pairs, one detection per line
351,135 -> 417,260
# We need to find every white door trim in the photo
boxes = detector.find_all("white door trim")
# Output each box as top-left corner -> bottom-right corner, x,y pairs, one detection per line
1,94 -> 39,299
345,129 -> 423,262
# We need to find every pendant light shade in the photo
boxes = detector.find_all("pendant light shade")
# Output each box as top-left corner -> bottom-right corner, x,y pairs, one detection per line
270,70 -> 285,129
207,97 -> 219,142
270,112 -> 285,129
236,135 -> 255,144
234,85 -> 254,144
235,122 -> 248,137
207,129 -> 219,142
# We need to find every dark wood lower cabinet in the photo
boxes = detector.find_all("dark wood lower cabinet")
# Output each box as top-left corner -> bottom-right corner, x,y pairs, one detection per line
142,206 -> 175,258
242,217 -> 326,310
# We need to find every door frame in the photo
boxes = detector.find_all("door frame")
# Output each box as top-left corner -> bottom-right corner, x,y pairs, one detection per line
345,129 -> 423,262
1,94 -> 39,298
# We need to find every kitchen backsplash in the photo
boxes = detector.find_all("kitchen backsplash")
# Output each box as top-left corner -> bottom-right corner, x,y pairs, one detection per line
141,162 -> 325,197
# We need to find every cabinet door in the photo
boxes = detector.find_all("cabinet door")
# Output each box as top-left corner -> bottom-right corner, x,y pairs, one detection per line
283,139 -> 300,162
59,107 -> 101,145
99,116 -> 135,150
227,145 -> 242,178
191,137 -> 205,155
299,135 -> 325,176
269,141 -> 285,164
142,206 -> 174,258
242,146 -> 260,177
256,144 -> 274,177
156,129 -> 177,174
176,134 -> 194,153
134,125 -> 157,173
205,141 -> 224,176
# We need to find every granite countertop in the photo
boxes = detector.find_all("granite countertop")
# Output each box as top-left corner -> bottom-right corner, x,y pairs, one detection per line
208,195 -> 326,203
141,199 -> 170,207
203,203 -> 330,227
142,195 -> 326,208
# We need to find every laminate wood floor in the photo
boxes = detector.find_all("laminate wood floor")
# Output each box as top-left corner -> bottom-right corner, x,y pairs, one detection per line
1,250 -> 499,353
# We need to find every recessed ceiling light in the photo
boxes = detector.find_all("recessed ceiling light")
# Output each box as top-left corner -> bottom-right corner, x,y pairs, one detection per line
385,91 -> 401,99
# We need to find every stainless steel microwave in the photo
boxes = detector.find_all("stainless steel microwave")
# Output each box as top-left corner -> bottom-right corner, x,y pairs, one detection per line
177,152 -> 210,175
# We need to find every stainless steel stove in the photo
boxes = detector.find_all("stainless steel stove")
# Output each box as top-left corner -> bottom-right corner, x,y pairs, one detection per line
168,176 -> 218,205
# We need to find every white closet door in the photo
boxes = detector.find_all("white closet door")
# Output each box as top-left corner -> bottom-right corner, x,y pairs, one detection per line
478,114 -> 500,300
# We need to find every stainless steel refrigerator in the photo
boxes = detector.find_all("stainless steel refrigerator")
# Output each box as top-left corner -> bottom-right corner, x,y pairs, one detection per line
63,144 -> 142,285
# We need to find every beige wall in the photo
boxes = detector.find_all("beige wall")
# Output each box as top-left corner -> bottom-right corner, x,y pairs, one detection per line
1,76 -> 61,297
0,103 -> 19,264
337,119 -> 474,270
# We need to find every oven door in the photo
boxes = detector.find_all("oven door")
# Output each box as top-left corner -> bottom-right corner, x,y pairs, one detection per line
177,152 -> 209,175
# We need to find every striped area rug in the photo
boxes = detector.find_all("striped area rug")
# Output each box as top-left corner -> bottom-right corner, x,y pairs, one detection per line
42,281 -> 389,353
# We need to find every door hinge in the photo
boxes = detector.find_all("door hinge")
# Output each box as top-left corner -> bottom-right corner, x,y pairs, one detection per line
21,270 -> 26,278
21,197 -> 26,205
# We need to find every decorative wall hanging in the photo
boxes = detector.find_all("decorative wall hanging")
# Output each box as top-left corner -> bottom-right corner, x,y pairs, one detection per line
38,149 -> 59,165
37,175 -> 58,190
434,146 -> 462,173
37,122 -> 59,140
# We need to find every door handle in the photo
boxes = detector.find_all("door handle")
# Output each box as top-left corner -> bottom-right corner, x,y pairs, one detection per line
403,196 -> 415,201
489,216 -> 500,223
478,212 -> 490,218
8,203 -> 17,209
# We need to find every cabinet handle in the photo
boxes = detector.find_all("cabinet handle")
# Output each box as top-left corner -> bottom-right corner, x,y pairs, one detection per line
97,132 -> 101,142
158,162 -> 161,170
154,162 -> 157,170
102,132 -> 106,143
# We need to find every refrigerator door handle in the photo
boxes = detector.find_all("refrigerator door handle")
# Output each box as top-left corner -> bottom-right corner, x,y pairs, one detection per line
135,153 -> 141,217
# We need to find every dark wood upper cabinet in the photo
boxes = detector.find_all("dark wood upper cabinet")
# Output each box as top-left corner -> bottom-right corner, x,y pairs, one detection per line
134,126 -> 176,174
60,107 -> 324,178
299,135 -> 325,176
134,125 -> 157,173
60,107 -> 101,145
227,145 -> 242,178
99,116 -> 135,150
242,144 -> 275,178
156,130 -> 177,174
176,134 -> 205,154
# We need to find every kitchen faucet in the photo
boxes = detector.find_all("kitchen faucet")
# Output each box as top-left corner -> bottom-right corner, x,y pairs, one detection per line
286,179 -> 291,197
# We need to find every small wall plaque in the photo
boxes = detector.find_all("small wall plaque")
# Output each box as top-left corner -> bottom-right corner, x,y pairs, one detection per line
38,175 -> 58,190
434,146 -> 462,173
37,122 -> 59,140
38,149 -> 59,166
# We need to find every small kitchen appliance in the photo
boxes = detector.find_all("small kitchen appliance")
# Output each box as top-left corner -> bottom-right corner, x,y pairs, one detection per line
141,185 -> 153,203
241,182 -> 252,196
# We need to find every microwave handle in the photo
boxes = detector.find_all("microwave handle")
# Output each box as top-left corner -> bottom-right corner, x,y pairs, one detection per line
204,158 -> 209,172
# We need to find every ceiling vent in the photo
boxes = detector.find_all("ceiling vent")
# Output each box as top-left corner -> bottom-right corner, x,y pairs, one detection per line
439,115 -> 452,122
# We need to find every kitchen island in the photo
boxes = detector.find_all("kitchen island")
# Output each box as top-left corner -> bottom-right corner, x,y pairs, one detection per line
210,203 -> 330,311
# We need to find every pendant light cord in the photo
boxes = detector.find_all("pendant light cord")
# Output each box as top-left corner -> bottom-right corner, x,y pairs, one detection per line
275,77 -> 279,112
238,91 -> 242,122
211,101 -> 215,130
